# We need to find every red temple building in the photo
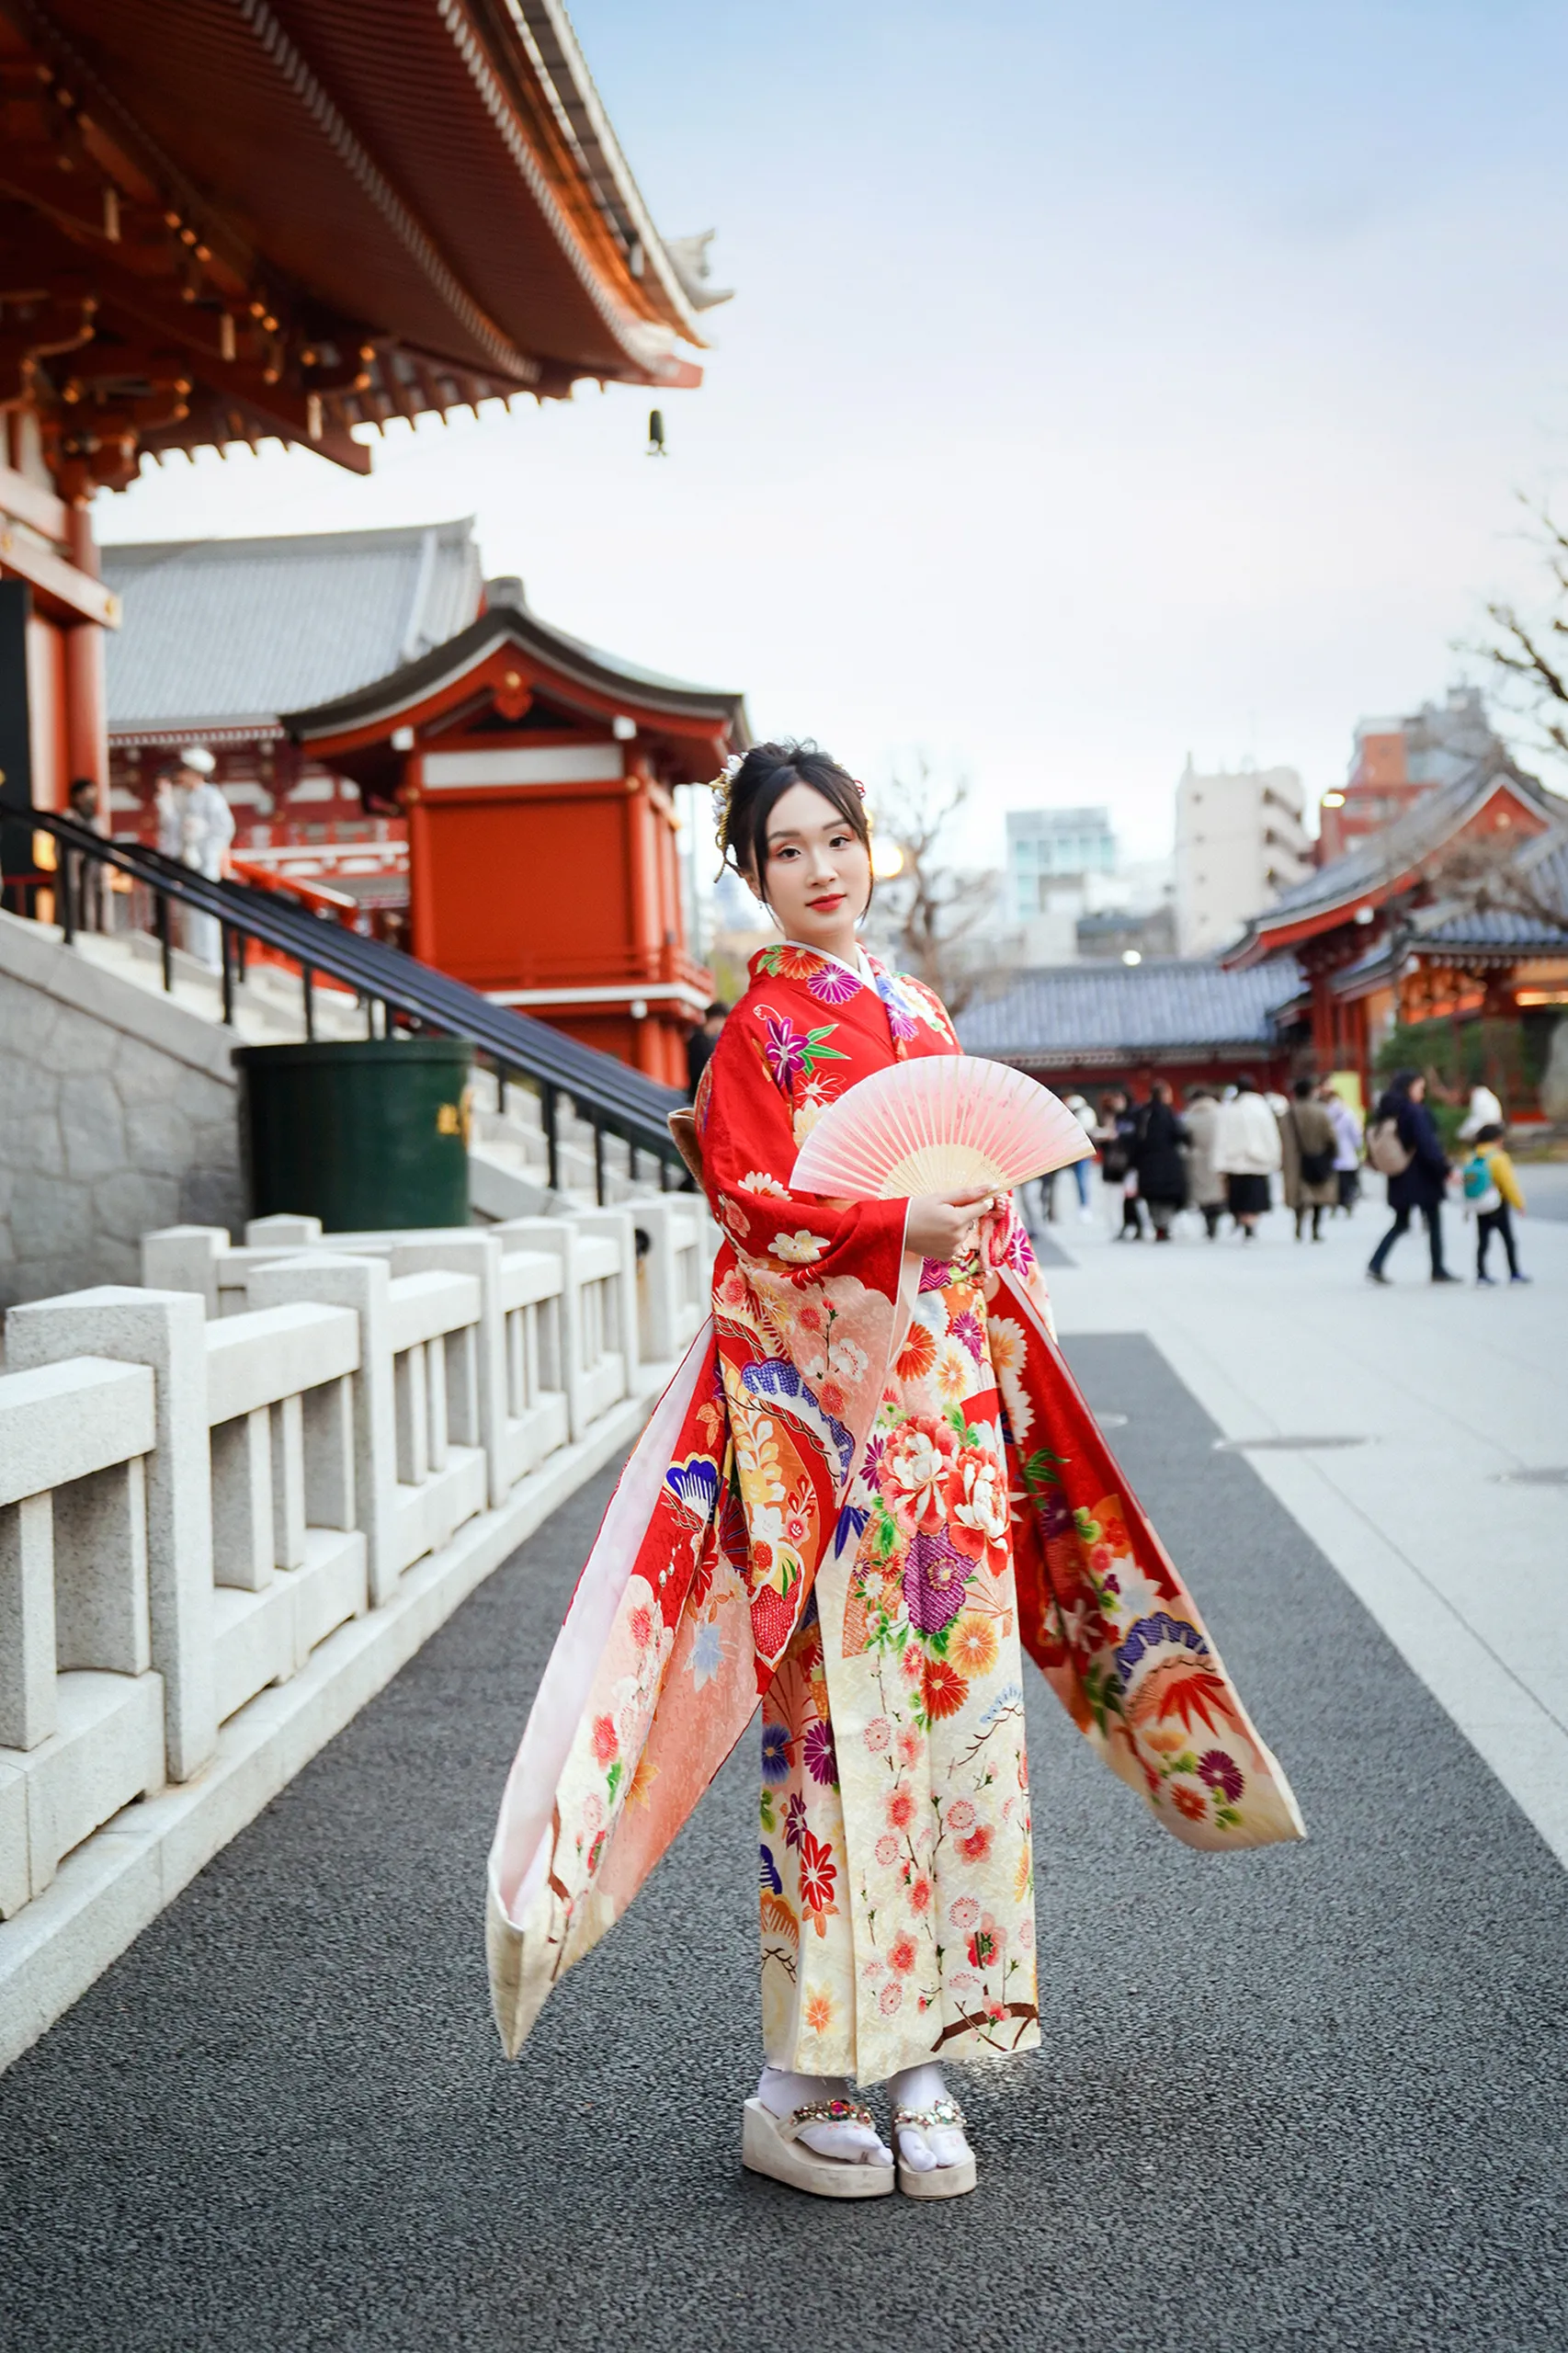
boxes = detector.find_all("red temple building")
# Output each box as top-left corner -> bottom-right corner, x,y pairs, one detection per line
281,578 -> 747,1086
1226,748 -> 1568,1112
1,0 -> 723,922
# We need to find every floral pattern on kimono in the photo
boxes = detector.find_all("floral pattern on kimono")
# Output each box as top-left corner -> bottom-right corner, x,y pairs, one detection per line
487,944 -> 1303,2067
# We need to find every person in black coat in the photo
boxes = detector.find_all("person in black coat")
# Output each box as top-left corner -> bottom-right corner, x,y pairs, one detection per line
1133,1080 -> 1189,1242
1096,1087 -> 1144,1238
1367,1070 -> 1458,1284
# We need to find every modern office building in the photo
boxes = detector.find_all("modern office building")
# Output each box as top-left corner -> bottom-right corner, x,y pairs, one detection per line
1006,805 -> 1119,962
1174,761 -> 1312,958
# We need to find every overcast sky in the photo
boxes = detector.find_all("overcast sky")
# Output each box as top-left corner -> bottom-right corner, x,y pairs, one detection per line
97,0 -> 1568,860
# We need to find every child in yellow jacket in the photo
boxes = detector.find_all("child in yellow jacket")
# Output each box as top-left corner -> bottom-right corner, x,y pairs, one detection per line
1463,1123 -> 1529,1285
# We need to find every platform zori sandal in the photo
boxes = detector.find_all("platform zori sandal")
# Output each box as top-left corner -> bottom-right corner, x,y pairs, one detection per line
741,2097 -> 895,2200
891,2098 -> 978,2200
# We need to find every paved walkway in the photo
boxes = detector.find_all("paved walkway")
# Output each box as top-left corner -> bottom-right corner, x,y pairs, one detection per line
2,1310 -> 1565,2348
1047,1168 -> 1568,1868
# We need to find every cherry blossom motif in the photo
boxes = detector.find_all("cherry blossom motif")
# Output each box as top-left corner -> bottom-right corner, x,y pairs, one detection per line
946,1446 -> 1012,1577
881,1415 -> 958,1536
771,1230 -> 830,1266
718,1195 -> 752,1240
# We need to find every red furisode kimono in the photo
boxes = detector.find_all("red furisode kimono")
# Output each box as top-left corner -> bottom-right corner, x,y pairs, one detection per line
487,945 -> 1302,2078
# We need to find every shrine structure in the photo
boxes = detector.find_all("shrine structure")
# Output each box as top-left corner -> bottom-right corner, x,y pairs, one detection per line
1225,750 -> 1568,1108
0,0 -> 722,883
281,579 -> 746,1086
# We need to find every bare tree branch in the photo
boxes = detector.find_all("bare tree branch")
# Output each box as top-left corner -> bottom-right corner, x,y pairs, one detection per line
875,757 -> 994,1014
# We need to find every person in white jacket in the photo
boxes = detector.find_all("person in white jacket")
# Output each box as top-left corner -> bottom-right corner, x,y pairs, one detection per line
1212,1073 -> 1282,1241
177,747 -> 235,971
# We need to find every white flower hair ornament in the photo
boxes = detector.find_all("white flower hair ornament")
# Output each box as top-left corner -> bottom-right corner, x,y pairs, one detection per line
710,751 -> 745,847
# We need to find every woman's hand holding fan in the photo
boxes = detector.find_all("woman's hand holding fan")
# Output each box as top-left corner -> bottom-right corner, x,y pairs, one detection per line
790,1055 -> 1096,1210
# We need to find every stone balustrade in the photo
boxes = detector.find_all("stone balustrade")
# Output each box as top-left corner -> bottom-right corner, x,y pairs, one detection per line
0,1198 -> 707,2072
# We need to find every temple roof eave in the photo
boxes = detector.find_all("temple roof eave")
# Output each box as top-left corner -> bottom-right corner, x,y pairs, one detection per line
281,603 -> 750,754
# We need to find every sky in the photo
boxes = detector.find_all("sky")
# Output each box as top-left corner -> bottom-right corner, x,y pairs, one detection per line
95,0 -> 1568,863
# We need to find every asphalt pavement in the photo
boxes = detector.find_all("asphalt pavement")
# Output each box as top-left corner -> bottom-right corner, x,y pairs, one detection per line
2,1335 -> 1565,2353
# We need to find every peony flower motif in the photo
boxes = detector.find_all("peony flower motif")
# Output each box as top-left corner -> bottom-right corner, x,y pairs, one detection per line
771,1229 -> 830,1266
887,1933 -> 918,1974
881,1415 -> 959,1536
949,1612 -> 999,1679
948,1446 -> 1010,1568
949,1895 -> 981,1932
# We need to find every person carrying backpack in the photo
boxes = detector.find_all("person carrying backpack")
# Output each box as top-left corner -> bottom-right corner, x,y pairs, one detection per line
1462,1122 -> 1530,1286
1366,1070 -> 1457,1285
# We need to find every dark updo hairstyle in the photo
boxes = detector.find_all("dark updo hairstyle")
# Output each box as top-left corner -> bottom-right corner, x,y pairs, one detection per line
719,739 -> 871,908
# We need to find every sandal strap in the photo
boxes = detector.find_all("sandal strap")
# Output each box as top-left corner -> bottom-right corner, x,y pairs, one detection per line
892,2097 -> 967,2135
778,2097 -> 877,2143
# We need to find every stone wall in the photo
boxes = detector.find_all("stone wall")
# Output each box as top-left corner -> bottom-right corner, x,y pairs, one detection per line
0,914 -> 243,1308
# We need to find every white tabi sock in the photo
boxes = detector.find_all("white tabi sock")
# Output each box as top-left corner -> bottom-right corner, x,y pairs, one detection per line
887,2062 -> 971,2173
756,2067 -> 892,2167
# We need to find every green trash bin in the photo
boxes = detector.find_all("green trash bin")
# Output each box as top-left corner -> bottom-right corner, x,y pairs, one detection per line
235,1038 -> 472,1231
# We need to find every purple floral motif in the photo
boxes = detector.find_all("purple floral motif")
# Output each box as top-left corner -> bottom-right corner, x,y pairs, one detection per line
807,961 -> 862,1006
760,1010 -> 809,1091
952,1309 -> 985,1361
903,1525 -> 971,1636
1197,1749 -> 1244,1803
875,973 -> 920,1041
784,1790 -> 808,1848
803,1720 -> 839,1786
1039,1488 -> 1074,1541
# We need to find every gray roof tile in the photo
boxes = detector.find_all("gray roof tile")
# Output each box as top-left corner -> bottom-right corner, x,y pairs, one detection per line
101,519 -> 483,732
958,958 -> 1301,1061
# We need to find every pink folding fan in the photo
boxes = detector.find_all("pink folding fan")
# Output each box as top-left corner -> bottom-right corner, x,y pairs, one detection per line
790,1054 -> 1096,1200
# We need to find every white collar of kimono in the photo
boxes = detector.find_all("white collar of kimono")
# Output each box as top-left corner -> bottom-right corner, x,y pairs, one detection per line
780,939 -> 876,984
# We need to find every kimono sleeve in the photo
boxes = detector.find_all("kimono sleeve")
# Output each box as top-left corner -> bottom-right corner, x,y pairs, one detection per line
699,1019 -> 909,1294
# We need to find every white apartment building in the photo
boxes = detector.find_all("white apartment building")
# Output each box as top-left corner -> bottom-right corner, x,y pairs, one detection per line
1174,760 -> 1312,958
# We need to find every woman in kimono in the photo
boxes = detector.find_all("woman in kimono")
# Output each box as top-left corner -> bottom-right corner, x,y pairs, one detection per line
488,743 -> 1302,2203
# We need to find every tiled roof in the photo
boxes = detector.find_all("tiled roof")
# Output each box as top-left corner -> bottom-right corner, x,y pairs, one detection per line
1416,835 -> 1568,950
958,958 -> 1301,1062
1231,756 -> 1568,947
101,520 -> 483,733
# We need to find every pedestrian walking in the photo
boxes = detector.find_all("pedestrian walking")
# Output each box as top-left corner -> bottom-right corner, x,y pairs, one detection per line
1279,1077 -> 1338,1243
1366,1071 -> 1457,1285
1095,1088 -> 1143,1238
1132,1079 -> 1188,1241
1182,1086 -> 1227,1237
1212,1074 -> 1280,1241
486,739 -> 1302,2204
177,747 -> 235,972
1463,1122 -> 1530,1285
1320,1081 -> 1362,1213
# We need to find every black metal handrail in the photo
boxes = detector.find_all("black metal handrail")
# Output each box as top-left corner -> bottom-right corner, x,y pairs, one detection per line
27,809 -> 690,1196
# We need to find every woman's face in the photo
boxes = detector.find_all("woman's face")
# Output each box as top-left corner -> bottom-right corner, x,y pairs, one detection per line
747,779 -> 870,951
1409,1075 -> 1426,1102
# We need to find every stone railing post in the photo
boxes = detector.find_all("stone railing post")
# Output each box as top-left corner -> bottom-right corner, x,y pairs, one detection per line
245,1254 -> 399,1607
140,1225 -> 232,1318
572,1208 -> 641,1392
6,1287 -> 218,1783
389,1232 -> 508,1508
